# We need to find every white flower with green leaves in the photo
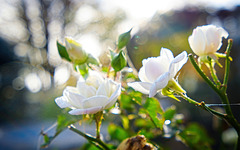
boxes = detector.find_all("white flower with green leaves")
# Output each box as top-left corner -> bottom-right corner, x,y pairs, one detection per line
128,48 -> 188,98
55,71 -> 121,115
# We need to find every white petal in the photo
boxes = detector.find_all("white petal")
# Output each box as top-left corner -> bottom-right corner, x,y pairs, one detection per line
105,79 -> 117,97
149,72 -> 170,97
86,71 -> 104,88
77,81 -> 96,97
68,106 -> 103,115
218,27 -> 229,39
144,58 -> 167,82
96,82 -> 108,96
128,82 -> 152,94
169,51 -> 188,78
63,87 -> 85,108
138,65 -> 150,82
205,26 -> 222,53
82,95 -> 109,108
142,58 -> 148,66
160,47 -> 174,62
55,96 -> 72,108
188,28 -> 206,56
104,83 -> 121,109
109,80 -> 120,96
216,27 -> 229,50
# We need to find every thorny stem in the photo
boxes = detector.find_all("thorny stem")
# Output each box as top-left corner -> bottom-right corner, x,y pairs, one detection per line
189,39 -> 240,150
222,39 -> 233,92
175,91 -> 226,119
68,125 -> 110,150
178,90 -> 240,150
208,62 -> 221,87
219,39 -> 240,150
189,54 -> 222,96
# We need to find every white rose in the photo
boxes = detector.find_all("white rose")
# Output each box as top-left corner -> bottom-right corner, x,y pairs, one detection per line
65,37 -> 88,64
128,48 -> 188,97
55,71 -> 121,115
188,25 -> 228,60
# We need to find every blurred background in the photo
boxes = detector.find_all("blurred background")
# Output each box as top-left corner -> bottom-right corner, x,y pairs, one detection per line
0,0 -> 240,149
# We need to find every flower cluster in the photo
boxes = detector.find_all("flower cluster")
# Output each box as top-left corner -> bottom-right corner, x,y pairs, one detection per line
55,24 -> 228,115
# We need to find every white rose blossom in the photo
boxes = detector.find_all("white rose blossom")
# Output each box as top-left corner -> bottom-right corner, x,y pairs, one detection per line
55,71 -> 121,115
188,24 -> 229,61
128,48 -> 188,98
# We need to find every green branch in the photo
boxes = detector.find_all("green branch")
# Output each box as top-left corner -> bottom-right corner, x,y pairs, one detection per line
189,39 -> 240,149
68,125 -> 111,150
189,54 -> 221,96
208,61 -> 221,87
94,111 -> 103,140
222,39 -> 233,92
175,92 -> 226,119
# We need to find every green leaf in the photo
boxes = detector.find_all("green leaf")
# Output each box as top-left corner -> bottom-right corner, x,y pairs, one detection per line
43,134 -> 50,143
129,90 -> 143,105
134,118 -> 154,128
138,129 -> 155,139
108,123 -> 129,142
81,142 -> 116,150
121,116 -> 129,129
163,105 -> 176,120
76,64 -> 89,78
80,143 -> 100,150
176,123 -> 214,150
117,28 -> 132,50
143,98 -> 164,129
120,93 -> 134,111
40,134 -> 54,148
57,41 -> 71,61
111,50 -> 127,72
86,54 -> 99,65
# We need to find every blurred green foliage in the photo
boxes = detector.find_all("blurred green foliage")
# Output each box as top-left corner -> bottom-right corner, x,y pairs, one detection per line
177,123 -> 214,150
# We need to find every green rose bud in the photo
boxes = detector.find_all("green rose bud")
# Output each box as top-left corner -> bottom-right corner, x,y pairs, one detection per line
65,37 -> 88,65
111,50 -> 127,72
117,28 -> 132,50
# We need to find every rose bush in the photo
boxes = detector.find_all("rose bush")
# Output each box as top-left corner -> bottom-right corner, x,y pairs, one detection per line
128,48 -> 188,97
55,71 -> 121,115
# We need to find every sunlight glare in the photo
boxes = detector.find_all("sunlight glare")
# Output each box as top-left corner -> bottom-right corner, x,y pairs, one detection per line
78,34 -> 102,58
